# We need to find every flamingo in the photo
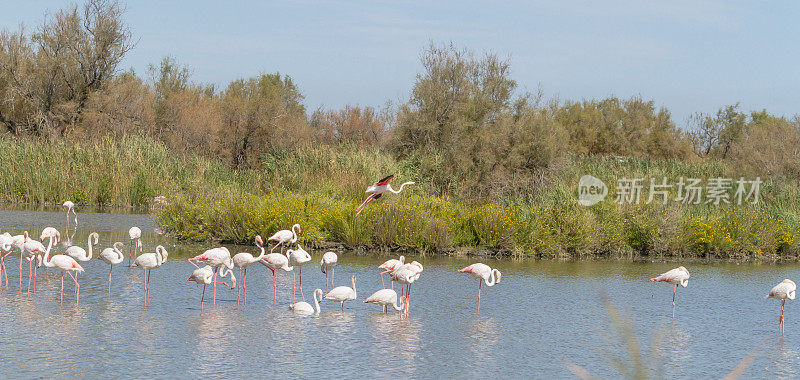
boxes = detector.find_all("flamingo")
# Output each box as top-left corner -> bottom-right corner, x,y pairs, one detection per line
378,255 -> 405,289
188,247 -> 234,307
39,227 -> 61,265
24,231 -> 56,294
322,275 -> 357,311
232,235 -> 266,307
65,232 -> 99,274
98,242 -> 125,293
390,264 -> 422,315
0,233 -> 12,287
458,263 -> 502,314
63,201 -> 77,232
41,236 -> 83,306
355,175 -> 415,217
260,250 -> 293,305
767,279 -> 796,336
650,266 -> 690,320
128,227 -> 142,267
289,288 -> 323,315
364,288 -> 405,313
287,245 -> 312,302
267,224 -> 301,254
132,245 -> 168,307
320,251 -> 338,292
188,265 -> 236,309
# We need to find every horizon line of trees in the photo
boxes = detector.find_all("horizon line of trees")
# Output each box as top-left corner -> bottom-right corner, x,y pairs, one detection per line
1,0 -> 798,199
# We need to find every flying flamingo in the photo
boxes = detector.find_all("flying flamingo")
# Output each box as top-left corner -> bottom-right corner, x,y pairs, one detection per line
65,232 -> 99,279
364,288 -> 405,314
188,247 -> 234,307
41,238 -> 83,306
289,288 -> 323,315
458,263 -> 502,314
320,251 -> 338,292
232,235 -> 267,307
188,265 -> 236,309
98,242 -> 124,293
267,224 -> 301,254
260,250 -> 293,305
287,245 -> 312,302
63,201 -> 77,233
132,245 -> 168,306
650,266 -> 690,320
378,255 -> 405,289
355,175 -> 415,217
128,227 -> 142,267
767,279 -> 796,336
322,275 -> 357,311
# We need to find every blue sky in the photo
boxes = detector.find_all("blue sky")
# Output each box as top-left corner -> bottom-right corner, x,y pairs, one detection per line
2,0 -> 798,126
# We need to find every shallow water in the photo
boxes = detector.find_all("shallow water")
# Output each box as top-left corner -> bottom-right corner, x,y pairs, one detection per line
0,209 -> 798,379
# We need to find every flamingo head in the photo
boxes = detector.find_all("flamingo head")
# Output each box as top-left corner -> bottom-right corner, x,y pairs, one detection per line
254,235 -> 264,246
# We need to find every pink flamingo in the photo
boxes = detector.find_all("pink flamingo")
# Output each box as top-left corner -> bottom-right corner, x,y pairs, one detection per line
188,265 -> 236,309
188,247 -> 233,307
322,275 -> 357,311
9,232 -> 26,291
287,245 -> 312,302
267,224 -> 301,254
65,232 -> 98,281
378,255 -> 405,289
62,201 -> 77,235
24,230 -> 59,294
128,227 -> 142,267
650,266 -> 690,320
458,263 -> 501,314
320,251 -> 338,292
98,242 -> 125,293
390,264 -> 422,315
0,233 -> 15,287
355,175 -> 415,217
132,245 -> 168,307
41,237 -> 83,306
767,279 -> 796,336
289,288 -> 323,315
232,236 -> 267,307
260,250 -> 293,305
364,288 -> 405,314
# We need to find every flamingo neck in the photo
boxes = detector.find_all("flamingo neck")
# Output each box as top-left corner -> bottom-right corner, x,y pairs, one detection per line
351,278 -> 357,298
255,243 -> 266,261
313,290 -> 321,314
393,296 -> 404,311
291,225 -> 300,243
388,182 -> 414,194
113,242 -> 124,260
86,233 -> 97,260
43,237 -> 55,268
485,270 -> 497,286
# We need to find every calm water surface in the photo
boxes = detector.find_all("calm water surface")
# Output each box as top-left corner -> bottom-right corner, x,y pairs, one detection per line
0,209 -> 799,379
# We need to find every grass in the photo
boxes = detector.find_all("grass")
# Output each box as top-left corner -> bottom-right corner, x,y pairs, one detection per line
3,135 -> 800,258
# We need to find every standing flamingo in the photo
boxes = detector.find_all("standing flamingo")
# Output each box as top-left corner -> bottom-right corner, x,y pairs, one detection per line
290,288 -> 323,315
188,247 -> 234,307
364,288 -> 405,314
232,236 -> 266,307
63,201 -> 77,233
24,231 -> 57,294
767,279 -> 796,336
458,263 -> 501,314
188,265 -> 236,309
267,224 -> 301,254
390,264 -> 422,315
41,238 -> 83,306
355,175 -> 415,217
260,251 -> 293,305
287,245 -> 312,302
650,266 -> 690,320
132,245 -> 168,307
322,275 -> 357,311
378,255 -> 405,289
0,233 -> 12,288
128,227 -> 142,267
320,251 -> 338,292
10,232 -> 26,291
65,232 -> 98,278
98,242 -> 125,293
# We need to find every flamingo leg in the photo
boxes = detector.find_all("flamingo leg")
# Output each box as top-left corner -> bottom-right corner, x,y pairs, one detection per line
68,271 -> 79,305
108,265 -> 113,293
299,266 -> 305,302
332,266 -> 334,288
271,268 -> 277,305
355,194 -> 375,216
477,279 -> 482,314
672,284 -> 677,320
292,270 -> 297,303
32,262 -> 37,294
201,284 -> 206,309
212,267 -> 218,308
780,300 -> 786,336
237,267 -> 241,307
27,259 -> 32,294
243,268 -> 247,306
380,271 -> 386,289
18,253 -> 23,292
60,271 -> 65,306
